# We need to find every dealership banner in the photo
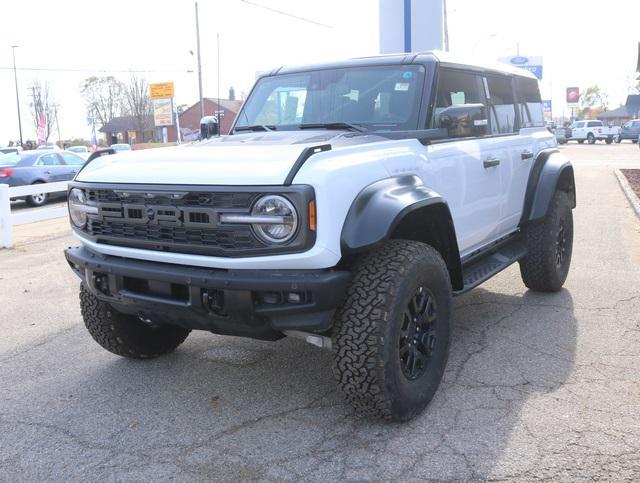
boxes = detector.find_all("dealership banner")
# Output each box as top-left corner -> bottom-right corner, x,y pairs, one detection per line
153,98 -> 174,127
542,100 -> 552,121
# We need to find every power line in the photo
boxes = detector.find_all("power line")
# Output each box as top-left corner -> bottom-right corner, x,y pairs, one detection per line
0,66 -> 192,73
239,0 -> 333,28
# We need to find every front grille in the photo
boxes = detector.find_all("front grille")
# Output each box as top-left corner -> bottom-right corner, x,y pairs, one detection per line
85,188 -> 258,209
75,184 -> 315,257
87,218 -> 262,252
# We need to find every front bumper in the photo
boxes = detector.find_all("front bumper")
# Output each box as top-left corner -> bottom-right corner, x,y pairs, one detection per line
65,246 -> 351,340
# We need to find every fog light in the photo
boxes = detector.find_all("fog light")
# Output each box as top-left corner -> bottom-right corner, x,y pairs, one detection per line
287,292 -> 303,304
262,292 -> 282,304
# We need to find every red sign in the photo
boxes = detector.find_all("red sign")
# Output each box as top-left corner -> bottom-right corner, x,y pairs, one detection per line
566,87 -> 580,104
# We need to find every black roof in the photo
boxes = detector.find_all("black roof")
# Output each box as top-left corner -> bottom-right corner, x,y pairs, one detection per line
99,115 -> 154,133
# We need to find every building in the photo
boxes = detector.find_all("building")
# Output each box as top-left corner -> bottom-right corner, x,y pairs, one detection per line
167,98 -> 243,142
598,95 -> 640,125
99,115 -> 157,145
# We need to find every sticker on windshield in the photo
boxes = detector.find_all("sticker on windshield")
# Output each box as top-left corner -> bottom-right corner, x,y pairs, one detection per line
402,71 -> 413,79
394,82 -> 410,91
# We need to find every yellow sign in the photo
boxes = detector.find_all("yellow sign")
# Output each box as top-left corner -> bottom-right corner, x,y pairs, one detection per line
149,82 -> 174,99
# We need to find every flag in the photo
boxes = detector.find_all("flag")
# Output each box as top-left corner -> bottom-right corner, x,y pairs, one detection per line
37,113 -> 47,145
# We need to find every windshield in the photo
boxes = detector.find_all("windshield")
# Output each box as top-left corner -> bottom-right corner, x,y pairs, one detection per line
235,65 -> 426,132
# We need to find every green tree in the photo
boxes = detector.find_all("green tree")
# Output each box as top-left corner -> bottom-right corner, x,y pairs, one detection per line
579,85 -> 608,118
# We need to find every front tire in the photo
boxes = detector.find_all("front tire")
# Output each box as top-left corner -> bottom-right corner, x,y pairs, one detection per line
332,240 -> 452,421
578,139 -> 584,144
519,190 -> 573,292
80,284 -> 190,358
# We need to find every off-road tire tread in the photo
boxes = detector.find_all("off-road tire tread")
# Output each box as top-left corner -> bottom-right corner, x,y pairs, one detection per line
519,190 -> 573,292
332,240 -> 450,420
80,284 -> 190,358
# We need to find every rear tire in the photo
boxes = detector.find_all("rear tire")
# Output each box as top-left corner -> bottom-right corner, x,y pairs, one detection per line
519,191 -> 573,292
605,138 -> 612,144
587,133 -> 596,144
80,284 -> 190,358
616,137 -> 622,143
332,240 -> 452,421
26,182 -> 47,207
578,139 -> 584,144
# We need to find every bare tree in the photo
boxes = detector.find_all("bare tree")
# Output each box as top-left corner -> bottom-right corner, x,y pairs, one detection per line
123,73 -> 153,139
28,80 -> 56,142
80,76 -> 126,126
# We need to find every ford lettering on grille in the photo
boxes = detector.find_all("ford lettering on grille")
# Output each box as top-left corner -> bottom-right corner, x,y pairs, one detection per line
98,202 -> 220,228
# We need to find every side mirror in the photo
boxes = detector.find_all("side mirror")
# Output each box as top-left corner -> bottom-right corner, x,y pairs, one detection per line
200,116 -> 220,139
437,104 -> 488,138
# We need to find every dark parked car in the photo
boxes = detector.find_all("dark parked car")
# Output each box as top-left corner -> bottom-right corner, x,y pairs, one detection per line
617,119 -> 640,143
0,151 -> 85,206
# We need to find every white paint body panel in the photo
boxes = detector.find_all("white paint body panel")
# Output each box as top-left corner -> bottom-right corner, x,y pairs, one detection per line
75,128 -> 554,269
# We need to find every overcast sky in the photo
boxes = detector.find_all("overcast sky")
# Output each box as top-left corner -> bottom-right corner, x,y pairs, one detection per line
1,0 -> 638,143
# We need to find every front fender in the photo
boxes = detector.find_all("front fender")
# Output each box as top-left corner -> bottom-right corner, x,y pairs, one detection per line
340,176 -> 443,252
521,148 -> 576,223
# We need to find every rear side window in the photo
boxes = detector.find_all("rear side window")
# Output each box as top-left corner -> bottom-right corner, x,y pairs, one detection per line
485,75 -> 516,134
37,154 -> 61,166
515,78 -> 544,128
431,69 -> 485,131
61,153 -> 84,166
587,121 -> 602,127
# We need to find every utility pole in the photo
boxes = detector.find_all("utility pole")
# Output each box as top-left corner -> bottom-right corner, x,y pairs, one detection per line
217,33 -> 221,136
195,2 -> 204,119
11,45 -> 23,147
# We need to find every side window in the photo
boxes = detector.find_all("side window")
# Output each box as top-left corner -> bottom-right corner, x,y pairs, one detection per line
515,78 -> 544,128
633,121 -> 640,128
485,75 -> 516,134
431,69 -> 485,135
37,154 -> 61,166
587,121 -> 601,128
61,153 -> 84,166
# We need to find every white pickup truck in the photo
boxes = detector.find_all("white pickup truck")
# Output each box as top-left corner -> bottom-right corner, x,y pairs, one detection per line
569,120 -> 619,144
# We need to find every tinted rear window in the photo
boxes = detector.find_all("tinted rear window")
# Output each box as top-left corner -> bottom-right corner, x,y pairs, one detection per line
515,78 -> 544,128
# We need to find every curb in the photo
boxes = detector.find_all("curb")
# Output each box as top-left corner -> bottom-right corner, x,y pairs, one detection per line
615,169 -> 640,220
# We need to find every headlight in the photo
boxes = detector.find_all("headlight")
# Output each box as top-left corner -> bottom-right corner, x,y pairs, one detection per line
251,195 -> 298,244
68,188 -> 87,228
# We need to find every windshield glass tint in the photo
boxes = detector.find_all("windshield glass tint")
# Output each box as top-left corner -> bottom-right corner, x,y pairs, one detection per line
236,65 -> 426,131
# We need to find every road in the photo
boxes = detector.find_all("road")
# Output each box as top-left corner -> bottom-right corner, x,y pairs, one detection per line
1,144 -> 639,480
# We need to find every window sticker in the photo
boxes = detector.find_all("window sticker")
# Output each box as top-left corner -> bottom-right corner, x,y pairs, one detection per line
402,71 -> 413,80
394,82 -> 410,91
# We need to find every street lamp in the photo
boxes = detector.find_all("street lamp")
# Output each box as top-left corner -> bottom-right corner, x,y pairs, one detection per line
11,45 -> 23,147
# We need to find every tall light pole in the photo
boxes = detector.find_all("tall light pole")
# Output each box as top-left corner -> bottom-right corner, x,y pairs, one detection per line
195,2 -> 204,119
11,45 -> 23,147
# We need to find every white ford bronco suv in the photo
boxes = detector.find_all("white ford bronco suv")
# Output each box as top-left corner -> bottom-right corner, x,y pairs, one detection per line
65,52 -> 575,421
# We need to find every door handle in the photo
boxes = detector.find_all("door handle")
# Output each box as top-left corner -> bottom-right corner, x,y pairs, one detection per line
483,157 -> 500,168
44,170 -> 51,174
521,150 -> 534,160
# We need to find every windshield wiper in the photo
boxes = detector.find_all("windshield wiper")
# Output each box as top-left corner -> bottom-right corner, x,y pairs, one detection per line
298,122 -> 368,132
234,124 -> 276,132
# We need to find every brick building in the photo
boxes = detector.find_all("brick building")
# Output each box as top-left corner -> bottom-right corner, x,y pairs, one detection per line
167,98 -> 243,142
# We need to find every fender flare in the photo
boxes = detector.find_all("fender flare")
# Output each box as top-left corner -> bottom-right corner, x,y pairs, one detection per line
521,148 -> 576,224
340,175 -> 463,289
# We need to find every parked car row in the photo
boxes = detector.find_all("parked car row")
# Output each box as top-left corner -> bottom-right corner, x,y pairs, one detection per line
0,150 -> 86,206
552,119 -> 640,145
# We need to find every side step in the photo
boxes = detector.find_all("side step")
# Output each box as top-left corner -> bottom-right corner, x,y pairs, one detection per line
454,240 -> 527,296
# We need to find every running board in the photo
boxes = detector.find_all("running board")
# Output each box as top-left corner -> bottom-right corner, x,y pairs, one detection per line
454,240 -> 527,296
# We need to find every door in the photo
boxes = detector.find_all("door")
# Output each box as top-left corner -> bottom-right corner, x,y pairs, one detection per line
572,121 -> 586,139
35,153 -> 66,182
484,74 -> 531,236
425,69 -> 502,255
60,152 -> 85,179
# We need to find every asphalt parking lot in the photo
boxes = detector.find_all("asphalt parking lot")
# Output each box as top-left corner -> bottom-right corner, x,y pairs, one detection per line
1,143 -> 639,481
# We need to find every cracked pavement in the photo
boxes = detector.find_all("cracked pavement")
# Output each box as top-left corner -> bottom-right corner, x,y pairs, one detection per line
1,144 -> 640,481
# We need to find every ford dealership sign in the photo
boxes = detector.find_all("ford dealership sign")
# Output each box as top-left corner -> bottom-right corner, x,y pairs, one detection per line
499,55 -> 543,80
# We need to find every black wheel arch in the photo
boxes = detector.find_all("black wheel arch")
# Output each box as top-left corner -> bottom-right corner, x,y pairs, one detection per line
520,148 -> 576,225
340,176 -> 463,290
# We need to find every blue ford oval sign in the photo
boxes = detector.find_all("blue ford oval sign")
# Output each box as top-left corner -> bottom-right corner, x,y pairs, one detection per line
510,56 -> 529,65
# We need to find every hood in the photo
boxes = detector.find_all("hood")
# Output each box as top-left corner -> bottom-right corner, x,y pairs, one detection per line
75,130 -> 386,185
